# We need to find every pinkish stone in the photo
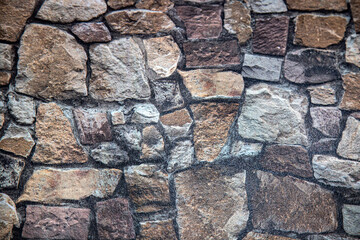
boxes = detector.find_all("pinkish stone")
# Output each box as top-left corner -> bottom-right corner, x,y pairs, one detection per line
71,22 -> 111,43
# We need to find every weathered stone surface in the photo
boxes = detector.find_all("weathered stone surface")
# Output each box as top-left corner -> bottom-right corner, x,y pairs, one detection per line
249,0 -> 287,13
0,44 -> 14,70
89,37 -> 150,101
96,198 -> 135,240
310,107 -> 341,137
253,16 -> 289,56
8,92 -> 36,125
141,126 -> 164,160
74,109 -> 112,145
131,104 -> 160,124
251,171 -> 337,233
306,234 -> 359,240
242,54 -> 283,82
313,155 -> 360,190
16,24 -> 87,100
136,0 -> 174,12
337,117 -> 360,161
0,193 -> 19,240
107,0 -> 136,9
176,5 -> 222,39
0,72 -> 11,86
342,205 -> 360,236
90,142 -> 129,166
287,0 -> 347,11
351,0 -> 360,32
152,80 -> 184,112
183,0 -> 223,2
175,166 -> 248,240
224,0 -> 252,44
294,14 -> 347,48
238,84 -> 308,145
307,83 -> 337,105
260,145 -> 312,178
310,138 -> 337,153
33,103 -> 87,164
114,125 -> 142,152
22,205 -> 90,240
346,34 -> 360,68
138,220 -> 177,240
37,0 -> 107,23
0,0 -> 37,42
183,40 -> 240,67
106,10 -> 175,34
143,36 -> 180,78
111,110 -> 126,125
340,73 -> 360,110
71,22 -> 111,43
0,124 -> 34,158
17,168 -> 122,203
160,108 -> 192,141
226,140 -> 263,160
168,140 -> 195,172
191,102 -> 239,162
178,69 -> 244,98
243,232 -> 297,240
284,49 -> 339,84
0,153 -> 24,189
124,164 -> 170,213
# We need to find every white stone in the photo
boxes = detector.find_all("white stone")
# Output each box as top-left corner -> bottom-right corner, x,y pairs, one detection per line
249,0 -> 287,13
131,104 -> 159,124
168,140 -> 195,172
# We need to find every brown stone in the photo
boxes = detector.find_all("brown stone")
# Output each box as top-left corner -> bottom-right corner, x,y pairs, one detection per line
0,124 -> 34,158
176,5 -> 222,39
138,220 -> 176,240
0,72 -> 11,86
141,126 -> 164,160
73,109 -> 112,145
108,0 -> 136,9
106,10 -> 175,35
32,103 -> 88,164
160,109 -> 192,127
307,83 -> 337,105
71,22 -> 111,43
253,16 -> 289,56
351,0 -> 360,32
294,14 -> 347,48
191,102 -> 239,162
340,73 -> 360,110
96,198 -> 135,240
0,193 -> 19,240
251,171 -> 338,233
243,232 -> 298,240
0,0 -> 37,42
260,145 -> 313,178
136,0 -> 174,12
0,153 -> 25,189
183,40 -> 240,67
22,205 -> 90,240
286,0 -> 347,11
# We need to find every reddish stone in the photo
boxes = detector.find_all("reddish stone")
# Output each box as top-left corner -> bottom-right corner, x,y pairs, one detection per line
351,0 -> 360,33
183,40 -> 240,67
71,22 -> 111,43
22,205 -> 90,240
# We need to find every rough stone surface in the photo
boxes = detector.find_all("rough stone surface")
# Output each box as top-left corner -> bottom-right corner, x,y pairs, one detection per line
178,69 -> 244,98
143,36 -> 180,78
226,140 -> 263,160
251,171 -> 338,233
106,10 -> 175,34
152,80 -> 185,112
89,37 -> 150,101
340,73 -> 360,110
253,16 -> 289,56
337,116 -> 360,161
249,0 -> 287,13
136,0 -> 174,12
286,0 -> 347,11
22,205 -> 90,240
71,22 -> 111,43
351,0 -> 360,32
73,109 -> 112,145
168,140 -> 195,172
37,0 -> 107,23
306,234 -> 358,240
238,84 -> 308,145
0,124 -> 34,158
111,110 -> 126,125
307,83 -> 337,105
346,34 -> 360,68
310,138 -> 337,153
96,198 -> 135,240
313,155 -> 360,190
243,232 -> 297,240
131,104 -> 160,124
0,153 -> 25,189
141,126 -> 164,160
0,44 -> 14,70
15,24 -> 87,100
90,142 -> 129,166
138,220 -> 177,240
17,168 -> 122,203
310,107 -> 342,137
284,49 -> 339,84
0,72 -> 11,86
107,0 -> 136,9
176,5 -> 222,39
175,166 -> 248,240
0,0 -> 37,42
191,102 -> 239,162
241,54 -> 283,82
224,0 -> 252,44
8,92 -> 36,125
294,14 -> 347,48
183,40 -> 240,67
33,103 -> 87,164
342,205 -> 360,236
114,125 -> 142,152
160,108 -> 193,141
0,193 -> 19,240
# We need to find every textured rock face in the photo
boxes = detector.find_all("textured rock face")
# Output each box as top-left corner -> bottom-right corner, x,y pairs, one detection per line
351,0 -> 360,32
89,37 -> 150,101
251,171 -> 338,233
238,84 -> 308,145
310,138 -> 337,154
8,92 -> 36,125
16,24 -> 87,100
286,0 -> 347,11
175,166 -> 248,240
340,73 -> 360,110
337,117 -> 360,161
17,168 -> 122,203
243,232 -> 297,240
168,140 -> 195,172
178,69 -> 244,98
141,126 -> 164,160
71,22 -> 111,43
96,198 -> 135,240
160,108 -> 192,141
294,14 -> 347,48
22,205 -> 90,240
138,220 -> 177,240
131,104 -> 160,124
111,110 -> 126,125
90,142 -> 129,166
249,0 -> 287,13
253,16 -> 289,56
114,125 -> 142,152
136,0 -> 174,12
307,83 -> 337,105
346,34 -> 360,68
0,72 -> 11,86
152,80 -> 184,112
306,234 -> 358,240
0,0 -> 37,42
284,49 -> 339,84
191,102 -> 239,162
0,193 -> 19,240
310,107 -> 342,137
105,10 -> 175,34
226,140 -> 263,160
0,124 -> 34,158
342,205 -> 360,236
0,153 -> 25,189
176,5 -> 222,39
107,0 -> 136,9
33,103 -> 87,164
241,54 -> 283,82
0,44 -> 14,70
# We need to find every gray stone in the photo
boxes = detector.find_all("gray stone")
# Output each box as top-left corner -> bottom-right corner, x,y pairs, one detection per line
310,138 -> 337,153
337,117 -> 360,161
346,33 -> 360,68
8,92 -> 36,125
0,193 -> 19,240
0,44 -> 14,70
342,204 -> 360,236
241,54 -> 283,82
141,126 -> 164,160
0,153 -> 25,189
307,83 -> 337,105
152,80 -> 184,112
168,140 -> 195,172
0,124 -> 35,158
310,107 -> 342,137
160,109 -> 193,141
114,125 -> 142,152
90,142 -> 129,166
306,234 -> 359,240
131,104 -> 159,124
220,140 -> 263,161
249,0 -> 287,13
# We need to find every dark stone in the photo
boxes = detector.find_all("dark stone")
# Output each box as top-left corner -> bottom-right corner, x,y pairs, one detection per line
151,80 -> 184,112
310,107 -> 342,137
0,153 -> 25,189
351,0 -> 360,33
71,22 -> 111,43
310,138 -> 337,153
114,125 -> 142,152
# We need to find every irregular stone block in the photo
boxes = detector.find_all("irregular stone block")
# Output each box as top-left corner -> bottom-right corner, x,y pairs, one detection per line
337,116 -> 360,161
241,54 -> 283,82
340,73 -> 360,110
306,234 -> 359,240
310,107 -> 341,137
141,126 -> 164,160
226,140 -> 263,160
152,80 -> 185,112
346,34 -> 360,68
351,0 -> 360,32
131,103 -> 160,124
160,108 -> 193,141
286,0 -> 347,11
310,138 -> 337,153
114,125 -> 142,152
0,193 -> 19,240
8,92 -> 36,125
0,124 -> 34,158
249,0 -> 287,13
111,110 -> 126,125
136,0 -> 174,12
0,44 -> 14,70
0,72 -> 11,86
243,232 -> 297,240
107,0 -> 136,9
138,219 -> 176,240
307,83 -> 337,105
0,153 -> 25,189
342,205 -> 360,236
168,140 -> 195,172
90,142 -> 129,166
71,22 -> 111,43
22,205 -> 90,240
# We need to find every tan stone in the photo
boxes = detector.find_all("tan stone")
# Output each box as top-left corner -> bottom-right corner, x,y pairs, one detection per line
351,0 -> 360,32
0,72 -> 11,86
286,0 -> 347,11
136,0 -> 174,12
32,103 -> 87,164
340,73 -> 360,110
307,83 -> 337,105
160,108 -> 192,127
17,168 -> 122,203
0,193 -> 19,240
107,0 -> 136,9
138,220 -> 177,240
0,124 -> 34,158
111,110 -> 126,125
141,126 -> 164,160
294,14 -> 347,48
244,232 -> 298,240
346,34 -> 360,68
178,69 -> 244,99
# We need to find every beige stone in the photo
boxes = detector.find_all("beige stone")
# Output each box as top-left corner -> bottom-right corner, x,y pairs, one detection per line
307,83 -> 337,105
111,110 -> 126,125
0,193 -> 19,240
107,0 -> 136,9
136,0 -> 174,12
346,34 -> 360,68
160,108 -> 193,141
286,0 -> 347,11
0,72 -> 11,86
244,232 -> 298,240
340,73 -> 360,110
138,220 -> 177,240
0,124 -> 34,158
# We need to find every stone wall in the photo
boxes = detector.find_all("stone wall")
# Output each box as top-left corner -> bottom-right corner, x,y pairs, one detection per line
0,0 -> 360,239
